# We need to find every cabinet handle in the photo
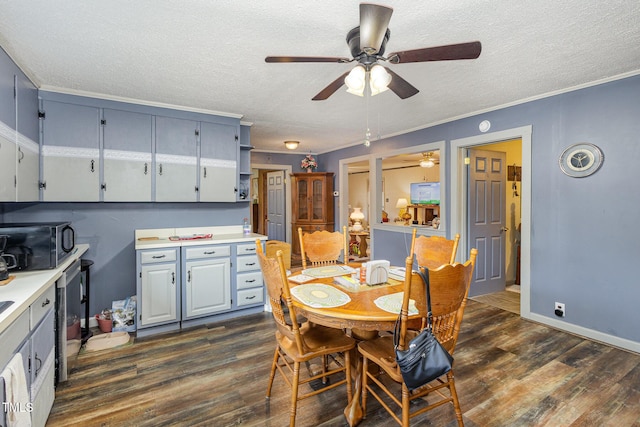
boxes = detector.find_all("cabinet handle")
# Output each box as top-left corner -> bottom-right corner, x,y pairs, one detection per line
35,354 -> 42,376
204,251 -> 216,255
159,164 -> 163,175
152,255 -> 166,259
203,167 -> 207,178
245,279 -> 256,283
102,183 -> 107,191
245,262 -> 256,267
42,298 -> 50,307
90,159 -> 95,172
18,148 -> 24,163
172,272 -> 175,284
245,295 -> 256,300
188,270 -> 191,282
144,163 -> 148,175
245,248 -> 256,252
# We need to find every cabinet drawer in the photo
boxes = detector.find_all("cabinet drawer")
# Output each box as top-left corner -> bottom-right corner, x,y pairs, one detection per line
237,243 -> 259,255
237,271 -> 263,290
31,285 -> 55,329
237,288 -> 264,307
140,249 -> 177,264
236,255 -> 259,272
185,245 -> 230,259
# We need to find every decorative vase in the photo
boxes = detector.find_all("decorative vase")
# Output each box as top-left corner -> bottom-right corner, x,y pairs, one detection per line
306,168 -> 312,173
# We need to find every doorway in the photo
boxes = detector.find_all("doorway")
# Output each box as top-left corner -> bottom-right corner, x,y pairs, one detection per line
451,125 -> 531,318
251,163 -> 293,244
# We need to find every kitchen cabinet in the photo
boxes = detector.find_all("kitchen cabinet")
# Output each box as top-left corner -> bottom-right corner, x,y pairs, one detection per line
155,115 -> 198,202
237,125 -> 252,202
182,245 -> 231,319
199,121 -> 238,202
291,172 -> 335,254
137,248 -> 180,330
0,285 -> 55,427
0,47 -> 39,202
40,99 -> 101,201
235,243 -> 264,308
102,108 -> 153,201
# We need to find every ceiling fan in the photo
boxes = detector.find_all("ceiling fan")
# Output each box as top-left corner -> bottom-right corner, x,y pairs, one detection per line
265,3 -> 481,101
419,152 -> 439,168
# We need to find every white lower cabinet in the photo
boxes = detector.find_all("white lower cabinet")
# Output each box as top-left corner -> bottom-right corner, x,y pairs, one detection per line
0,285 -> 55,427
183,245 -> 231,319
137,248 -> 179,329
136,237 -> 265,336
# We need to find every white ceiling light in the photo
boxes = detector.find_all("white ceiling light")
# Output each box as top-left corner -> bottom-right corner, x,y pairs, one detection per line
345,64 -> 391,97
369,64 -> 391,96
420,152 -> 435,168
345,65 -> 366,96
284,140 -> 299,150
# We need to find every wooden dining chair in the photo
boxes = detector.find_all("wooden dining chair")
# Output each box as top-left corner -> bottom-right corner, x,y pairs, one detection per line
265,240 -> 291,270
358,248 -> 478,427
409,227 -> 460,269
256,240 -> 356,427
298,226 -> 348,269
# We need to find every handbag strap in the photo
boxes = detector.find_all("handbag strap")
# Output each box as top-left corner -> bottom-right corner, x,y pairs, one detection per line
417,267 -> 433,330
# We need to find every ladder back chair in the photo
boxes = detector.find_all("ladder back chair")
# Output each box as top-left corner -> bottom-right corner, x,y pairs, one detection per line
265,240 -> 292,270
298,226 -> 348,270
358,248 -> 478,427
409,227 -> 460,269
256,240 -> 356,427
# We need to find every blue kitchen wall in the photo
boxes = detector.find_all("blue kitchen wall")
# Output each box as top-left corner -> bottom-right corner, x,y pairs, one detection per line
321,73 -> 640,345
1,202 -> 250,317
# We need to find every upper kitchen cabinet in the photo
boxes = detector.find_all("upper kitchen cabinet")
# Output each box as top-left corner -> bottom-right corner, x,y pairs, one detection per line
102,108 -> 153,201
0,47 -> 40,202
15,72 -> 40,201
237,125 -> 252,202
199,121 -> 238,202
40,98 -> 100,201
155,115 -> 198,202
0,85 -> 15,199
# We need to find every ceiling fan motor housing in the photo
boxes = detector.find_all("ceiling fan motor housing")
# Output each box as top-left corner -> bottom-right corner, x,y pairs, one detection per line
347,26 -> 390,64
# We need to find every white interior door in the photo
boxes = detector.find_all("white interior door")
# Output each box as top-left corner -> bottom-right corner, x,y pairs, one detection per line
468,148 -> 507,294
266,170 -> 285,241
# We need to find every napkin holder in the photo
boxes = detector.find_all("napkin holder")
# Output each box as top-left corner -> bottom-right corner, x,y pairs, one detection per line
366,260 -> 390,285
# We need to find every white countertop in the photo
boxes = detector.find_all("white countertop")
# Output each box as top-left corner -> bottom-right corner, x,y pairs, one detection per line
135,226 -> 267,250
0,243 -> 89,333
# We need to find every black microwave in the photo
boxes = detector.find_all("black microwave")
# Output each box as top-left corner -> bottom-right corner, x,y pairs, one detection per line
0,222 -> 76,271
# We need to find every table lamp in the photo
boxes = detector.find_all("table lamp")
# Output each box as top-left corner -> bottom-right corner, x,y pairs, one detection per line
396,198 -> 412,226
350,207 -> 365,232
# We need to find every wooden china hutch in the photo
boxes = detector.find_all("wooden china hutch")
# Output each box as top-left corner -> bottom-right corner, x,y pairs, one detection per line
291,172 -> 335,255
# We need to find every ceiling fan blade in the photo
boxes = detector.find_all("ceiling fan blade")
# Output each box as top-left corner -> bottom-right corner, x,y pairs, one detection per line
265,56 -> 351,63
312,71 -> 351,101
384,67 -> 419,99
359,3 -> 393,55
388,41 -> 482,64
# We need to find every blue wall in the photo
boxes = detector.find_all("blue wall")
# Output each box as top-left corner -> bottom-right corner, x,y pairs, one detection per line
321,74 -> 640,344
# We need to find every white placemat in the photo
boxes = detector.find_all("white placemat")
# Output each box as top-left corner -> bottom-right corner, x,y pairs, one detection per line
302,265 -> 357,278
291,283 -> 351,308
374,292 -> 418,315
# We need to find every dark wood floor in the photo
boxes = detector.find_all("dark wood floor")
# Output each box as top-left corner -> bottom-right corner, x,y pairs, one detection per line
47,300 -> 640,427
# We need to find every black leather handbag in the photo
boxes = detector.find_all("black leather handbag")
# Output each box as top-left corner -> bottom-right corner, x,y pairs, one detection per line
394,267 -> 453,390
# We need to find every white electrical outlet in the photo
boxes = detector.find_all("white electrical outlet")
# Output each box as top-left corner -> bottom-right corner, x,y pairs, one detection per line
555,302 -> 565,317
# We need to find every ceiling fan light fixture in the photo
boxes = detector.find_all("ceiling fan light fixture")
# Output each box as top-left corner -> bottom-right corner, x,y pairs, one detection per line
284,140 -> 299,150
345,64 -> 366,96
369,64 -> 391,96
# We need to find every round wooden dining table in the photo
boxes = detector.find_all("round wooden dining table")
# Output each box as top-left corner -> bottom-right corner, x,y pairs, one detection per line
288,267 -> 407,427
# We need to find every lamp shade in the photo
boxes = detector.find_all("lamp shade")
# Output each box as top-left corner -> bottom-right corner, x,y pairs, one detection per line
420,158 -> 435,168
350,207 -> 365,221
345,65 -> 366,96
395,198 -> 408,209
369,64 -> 391,96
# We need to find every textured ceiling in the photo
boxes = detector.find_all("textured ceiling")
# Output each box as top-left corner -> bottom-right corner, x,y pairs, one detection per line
1,1 -> 639,154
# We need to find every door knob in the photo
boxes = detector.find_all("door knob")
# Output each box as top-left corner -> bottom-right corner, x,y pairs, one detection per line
500,227 -> 509,232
